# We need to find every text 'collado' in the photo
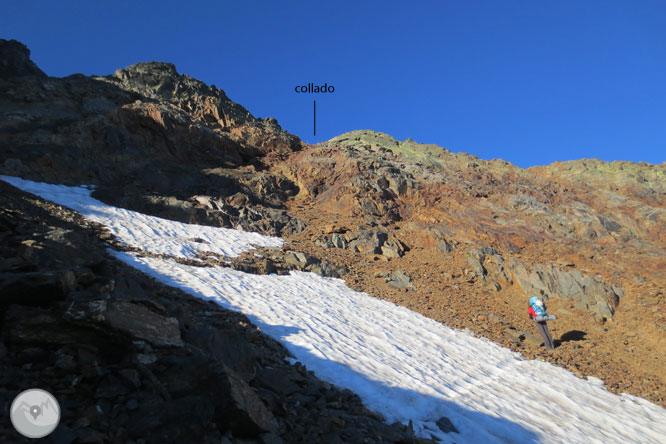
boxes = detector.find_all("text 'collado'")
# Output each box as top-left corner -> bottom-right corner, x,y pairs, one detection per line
295,83 -> 334,93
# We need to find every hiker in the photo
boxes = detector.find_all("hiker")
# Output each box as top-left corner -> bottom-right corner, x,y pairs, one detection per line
528,296 -> 556,350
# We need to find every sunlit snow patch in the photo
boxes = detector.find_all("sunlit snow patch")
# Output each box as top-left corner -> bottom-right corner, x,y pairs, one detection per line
0,175 -> 282,258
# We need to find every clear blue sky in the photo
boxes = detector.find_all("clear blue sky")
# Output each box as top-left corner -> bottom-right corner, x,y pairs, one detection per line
3,1 -> 665,167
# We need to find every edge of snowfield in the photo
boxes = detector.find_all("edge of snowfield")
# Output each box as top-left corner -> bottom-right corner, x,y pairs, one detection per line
3,175 -> 665,444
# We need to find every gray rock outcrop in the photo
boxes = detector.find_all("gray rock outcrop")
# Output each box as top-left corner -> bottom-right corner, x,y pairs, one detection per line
317,229 -> 407,258
509,259 -> 622,319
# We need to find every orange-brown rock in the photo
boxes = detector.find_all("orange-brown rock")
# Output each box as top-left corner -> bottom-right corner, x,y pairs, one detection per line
276,130 -> 666,406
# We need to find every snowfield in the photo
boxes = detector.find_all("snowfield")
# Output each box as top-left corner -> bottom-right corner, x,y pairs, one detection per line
3,175 -> 666,444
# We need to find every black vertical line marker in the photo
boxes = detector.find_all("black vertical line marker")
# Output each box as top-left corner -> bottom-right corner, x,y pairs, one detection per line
314,100 -> 316,136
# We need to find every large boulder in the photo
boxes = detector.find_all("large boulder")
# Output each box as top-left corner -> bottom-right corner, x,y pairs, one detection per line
65,299 -> 184,347
509,259 -> 622,319
386,270 -> 416,290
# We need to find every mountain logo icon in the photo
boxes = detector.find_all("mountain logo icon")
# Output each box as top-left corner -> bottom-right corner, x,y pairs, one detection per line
10,388 -> 60,438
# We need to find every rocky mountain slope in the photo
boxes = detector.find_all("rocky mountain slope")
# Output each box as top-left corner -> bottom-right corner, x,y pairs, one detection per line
1,37 -> 664,440
277,130 -> 665,405
0,39 -> 304,237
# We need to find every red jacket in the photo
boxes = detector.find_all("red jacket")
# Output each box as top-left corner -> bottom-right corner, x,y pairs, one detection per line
528,306 -> 537,319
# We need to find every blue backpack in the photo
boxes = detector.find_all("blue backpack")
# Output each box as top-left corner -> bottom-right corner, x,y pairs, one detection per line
529,296 -> 547,316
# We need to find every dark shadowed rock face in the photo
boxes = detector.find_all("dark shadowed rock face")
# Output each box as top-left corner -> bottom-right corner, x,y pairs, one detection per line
0,40 -> 46,79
